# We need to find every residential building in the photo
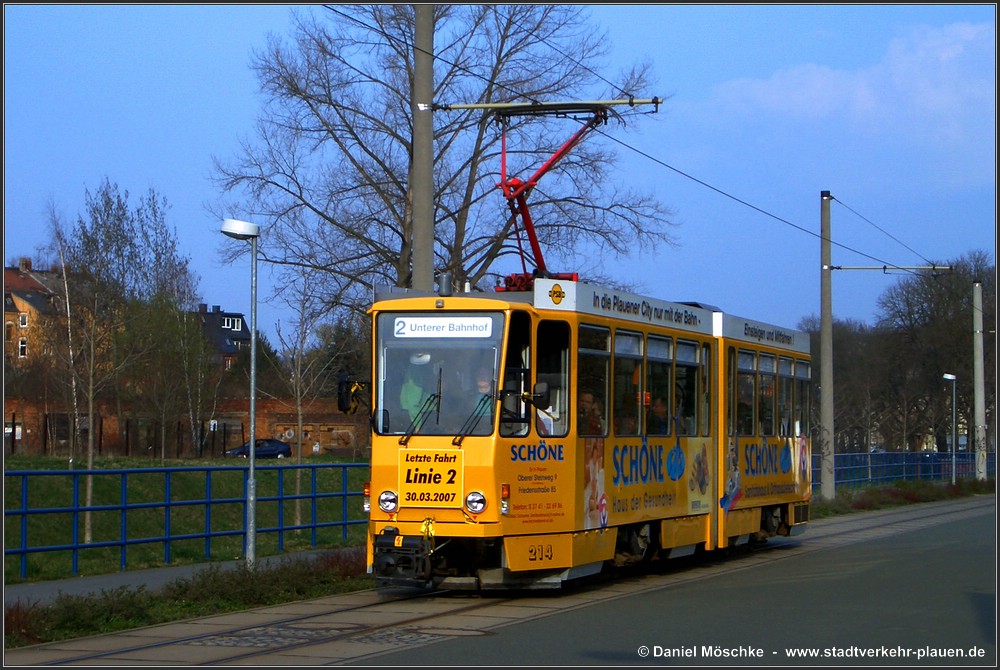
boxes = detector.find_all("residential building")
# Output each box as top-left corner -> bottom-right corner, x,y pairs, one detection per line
3,258 -> 60,365
195,303 -> 252,370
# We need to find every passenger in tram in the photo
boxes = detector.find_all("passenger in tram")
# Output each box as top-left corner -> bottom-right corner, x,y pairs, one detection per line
400,358 -> 432,423
646,395 -> 670,435
616,393 -> 639,435
615,414 -> 637,434
536,407 -> 554,436
464,367 -> 496,426
675,384 -> 696,435
474,367 -> 493,397
578,389 -> 606,435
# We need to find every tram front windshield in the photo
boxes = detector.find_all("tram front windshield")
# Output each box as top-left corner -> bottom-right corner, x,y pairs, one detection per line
374,312 -> 504,437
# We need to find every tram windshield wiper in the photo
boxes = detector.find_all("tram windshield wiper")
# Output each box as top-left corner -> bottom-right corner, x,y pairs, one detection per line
452,393 -> 493,446
399,392 -> 441,445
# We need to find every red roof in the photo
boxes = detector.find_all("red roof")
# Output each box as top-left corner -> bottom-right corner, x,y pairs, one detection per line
4,267 -> 52,294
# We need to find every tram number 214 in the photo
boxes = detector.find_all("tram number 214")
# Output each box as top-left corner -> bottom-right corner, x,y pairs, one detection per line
528,544 -> 554,562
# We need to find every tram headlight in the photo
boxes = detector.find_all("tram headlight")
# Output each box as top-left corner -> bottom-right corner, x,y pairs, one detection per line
378,490 -> 399,513
465,491 -> 487,514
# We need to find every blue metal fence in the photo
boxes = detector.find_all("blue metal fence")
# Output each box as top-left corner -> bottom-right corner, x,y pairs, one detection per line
4,462 -> 368,579
4,454 -> 994,581
812,450 -> 995,492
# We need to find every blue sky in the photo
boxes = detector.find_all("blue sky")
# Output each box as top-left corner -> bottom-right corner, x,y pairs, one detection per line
4,4 -> 995,342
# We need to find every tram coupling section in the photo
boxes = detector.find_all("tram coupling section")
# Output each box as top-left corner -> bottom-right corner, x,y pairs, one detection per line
372,526 -> 433,587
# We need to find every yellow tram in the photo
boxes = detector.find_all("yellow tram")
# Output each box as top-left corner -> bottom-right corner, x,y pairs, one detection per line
363,277 -> 811,589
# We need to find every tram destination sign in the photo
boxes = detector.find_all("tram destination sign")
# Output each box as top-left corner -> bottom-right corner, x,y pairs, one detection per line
392,316 -> 494,338
718,313 -> 809,354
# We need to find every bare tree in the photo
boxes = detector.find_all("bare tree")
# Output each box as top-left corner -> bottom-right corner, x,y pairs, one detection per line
48,179 -> 199,540
178,310 -> 225,458
800,250 -> 995,455
212,4 -> 673,317
269,269 -> 338,527
876,250 -> 996,452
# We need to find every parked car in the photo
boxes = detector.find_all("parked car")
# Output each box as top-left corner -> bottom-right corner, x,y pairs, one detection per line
226,438 -> 292,459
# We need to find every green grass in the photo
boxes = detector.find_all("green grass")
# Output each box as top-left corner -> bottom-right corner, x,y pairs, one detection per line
4,457 -> 995,650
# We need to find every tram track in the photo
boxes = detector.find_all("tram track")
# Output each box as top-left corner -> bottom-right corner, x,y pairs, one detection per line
7,495 -> 993,666
29,586 -> 516,666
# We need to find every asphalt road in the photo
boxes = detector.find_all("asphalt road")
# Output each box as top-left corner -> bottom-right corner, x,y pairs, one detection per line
356,497 -> 997,666
4,497 -> 994,667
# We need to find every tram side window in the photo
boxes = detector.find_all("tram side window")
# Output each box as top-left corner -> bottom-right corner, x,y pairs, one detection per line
758,353 -> 776,436
578,324 -> 609,436
500,311 -> 532,438
699,343 -> 711,436
613,330 -> 642,435
727,347 -> 737,436
537,320 -> 570,437
645,335 -> 673,435
794,360 -> 811,437
736,350 -> 756,436
675,341 -> 699,436
777,357 -> 794,436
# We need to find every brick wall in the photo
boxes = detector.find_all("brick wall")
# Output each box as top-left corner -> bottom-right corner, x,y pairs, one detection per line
3,396 -> 371,459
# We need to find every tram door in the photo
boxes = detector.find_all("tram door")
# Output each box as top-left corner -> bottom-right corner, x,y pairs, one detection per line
499,312 -> 570,438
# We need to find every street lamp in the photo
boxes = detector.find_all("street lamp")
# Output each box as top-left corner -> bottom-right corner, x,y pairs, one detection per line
942,373 -> 957,486
221,218 -> 260,569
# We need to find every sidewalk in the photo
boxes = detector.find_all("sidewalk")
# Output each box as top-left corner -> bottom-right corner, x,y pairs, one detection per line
4,550 -> 333,609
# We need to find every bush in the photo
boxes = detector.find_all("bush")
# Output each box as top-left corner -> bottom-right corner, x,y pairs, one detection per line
810,478 -> 995,518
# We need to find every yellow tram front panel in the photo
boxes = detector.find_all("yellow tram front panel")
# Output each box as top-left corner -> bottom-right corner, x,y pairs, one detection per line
397,448 -> 464,508
369,436 -> 504,531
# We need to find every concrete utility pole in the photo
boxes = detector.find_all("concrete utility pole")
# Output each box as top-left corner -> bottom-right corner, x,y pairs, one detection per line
973,281 -> 987,480
819,191 -> 835,501
412,4 -> 435,291
819,189 -> 955,498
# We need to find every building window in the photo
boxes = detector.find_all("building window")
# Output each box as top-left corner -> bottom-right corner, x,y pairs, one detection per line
222,317 -> 243,331
19,313 -> 28,328
18,338 -> 27,358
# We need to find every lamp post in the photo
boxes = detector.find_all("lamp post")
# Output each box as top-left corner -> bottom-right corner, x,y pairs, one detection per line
221,218 -> 260,569
942,373 -> 957,486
